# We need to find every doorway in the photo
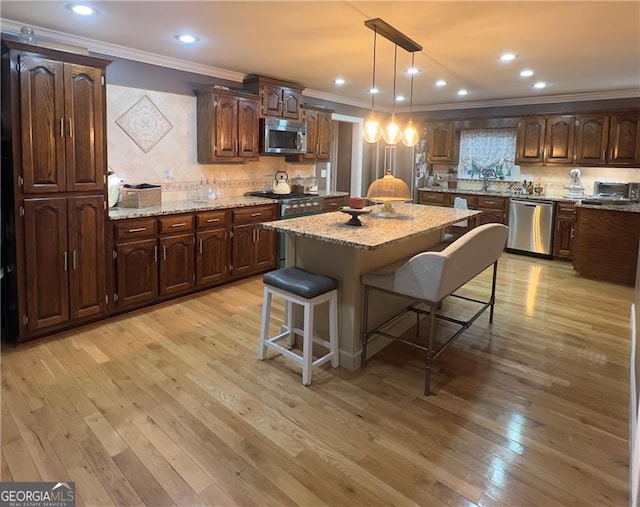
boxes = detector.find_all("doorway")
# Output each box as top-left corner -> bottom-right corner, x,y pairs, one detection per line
330,114 -> 363,197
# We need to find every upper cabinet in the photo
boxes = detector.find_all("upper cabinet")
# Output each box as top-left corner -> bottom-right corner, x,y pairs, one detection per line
287,105 -> 333,162
426,121 -> 455,163
516,111 -> 640,167
8,44 -> 107,193
608,113 -> 640,166
243,75 -> 303,120
195,88 -> 260,163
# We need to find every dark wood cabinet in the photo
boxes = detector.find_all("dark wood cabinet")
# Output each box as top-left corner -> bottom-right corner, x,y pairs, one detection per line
159,233 -> 195,296
516,117 -> 546,164
243,75 -> 303,119
575,115 -> 609,166
23,195 -> 106,332
321,195 -> 348,212
303,106 -> 333,161
2,40 -> 110,343
18,53 -> 105,194
544,115 -> 576,164
195,88 -> 260,163
196,210 -> 230,287
426,121 -> 455,163
231,205 -> 277,278
418,190 -> 508,229
553,201 -> 576,260
116,238 -> 158,310
608,113 -> 640,166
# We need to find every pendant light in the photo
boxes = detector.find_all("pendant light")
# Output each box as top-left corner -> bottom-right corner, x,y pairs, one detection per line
363,28 -> 383,143
402,52 -> 419,147
382,44 -> 403,145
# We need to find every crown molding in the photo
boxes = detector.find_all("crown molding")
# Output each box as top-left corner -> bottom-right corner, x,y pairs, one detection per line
0,18 -> 245,83
3,18 -> 638,112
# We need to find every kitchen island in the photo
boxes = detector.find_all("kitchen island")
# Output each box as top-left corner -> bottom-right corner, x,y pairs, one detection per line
261,203 -> 481,370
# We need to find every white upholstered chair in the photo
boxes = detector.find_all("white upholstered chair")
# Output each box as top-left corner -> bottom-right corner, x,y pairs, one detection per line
361,223 -> 508,395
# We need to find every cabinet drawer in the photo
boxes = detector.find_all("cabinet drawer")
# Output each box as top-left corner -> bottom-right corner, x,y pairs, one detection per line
115,218 -> 157,240
197,210 -> 229,229
322,196 -> 348,211
556,201 -> 577,216
449,193 -> 477,208
476,196 -> 507,209
159,215 -> 195,234
233,205 -> 275,224
419,192 -> 446,205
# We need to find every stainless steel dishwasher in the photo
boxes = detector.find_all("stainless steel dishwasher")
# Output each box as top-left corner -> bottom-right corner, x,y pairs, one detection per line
507,199 -> 555,258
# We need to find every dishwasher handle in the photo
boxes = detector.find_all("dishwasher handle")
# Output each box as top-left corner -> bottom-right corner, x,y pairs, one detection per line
510,200 -> 554,208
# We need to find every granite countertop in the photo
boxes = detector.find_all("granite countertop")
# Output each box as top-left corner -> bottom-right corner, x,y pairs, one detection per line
261,202 -> 481,250
108,196 -> 276,220
108,190 -> 349,220
418,186 -> 640,212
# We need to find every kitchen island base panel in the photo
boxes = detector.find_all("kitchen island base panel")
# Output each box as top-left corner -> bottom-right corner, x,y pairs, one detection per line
286,229 -> 443,370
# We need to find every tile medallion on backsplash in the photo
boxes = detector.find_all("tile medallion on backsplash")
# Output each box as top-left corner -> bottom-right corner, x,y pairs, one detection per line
116,95 -> 173,153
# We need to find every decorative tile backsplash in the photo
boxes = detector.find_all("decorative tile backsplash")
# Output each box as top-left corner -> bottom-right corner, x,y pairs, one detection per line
106,84 -> 316,201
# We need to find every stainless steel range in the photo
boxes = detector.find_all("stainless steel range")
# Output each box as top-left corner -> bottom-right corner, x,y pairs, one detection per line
246,191 -> 323,218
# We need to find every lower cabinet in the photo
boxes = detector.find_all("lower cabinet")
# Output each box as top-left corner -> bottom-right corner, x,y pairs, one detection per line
553,201 -> 576,259
111,204 -> 276,313
418,190 -> 508,231
231,205 -> 277,278
322,195 -> 349,212
23,195 -> 106,334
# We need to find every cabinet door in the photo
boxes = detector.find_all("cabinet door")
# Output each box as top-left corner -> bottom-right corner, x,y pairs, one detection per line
303,108 -> 319,160
544,116 -> 575,164
67,195 -> 106,320
476,208 -> 506,225
261,84 -> 282,117
196,229 -> 228,286
64,64 -> 105,191
553,215 -> 576,259
255,228 -> 277,271
516,117 -> 546,163
23,197 -> 69,330
215,94 -> 239,158
575,115 -> 609,166
316,112 -> 332,160
19,56 -> 65,194
238,97 -> 259,158
281,87 -> 301,119
426,122 -> 454,163
231,224 -> 255,277
159,234 -> 195,296
116,239 -> 158,309
608,114 -> 640,166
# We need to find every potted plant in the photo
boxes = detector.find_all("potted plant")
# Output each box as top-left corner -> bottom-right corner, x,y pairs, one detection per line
446,167 -> 458,189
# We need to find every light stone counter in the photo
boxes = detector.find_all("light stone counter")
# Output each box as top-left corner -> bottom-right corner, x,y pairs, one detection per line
108,196 -> 276,220
262,202 -> 481,371
262,203 -> 481,250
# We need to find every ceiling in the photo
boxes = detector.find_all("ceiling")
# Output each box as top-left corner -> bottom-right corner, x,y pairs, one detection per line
1,1 -> 639,111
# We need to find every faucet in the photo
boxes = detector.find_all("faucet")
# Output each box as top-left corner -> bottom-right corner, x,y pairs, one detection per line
480,168 -> 496,192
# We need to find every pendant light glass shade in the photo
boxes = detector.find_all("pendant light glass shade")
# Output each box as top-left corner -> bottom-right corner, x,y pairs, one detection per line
383,115 -> 403,145
402,119 -> 419,147
363,114 -> 383,143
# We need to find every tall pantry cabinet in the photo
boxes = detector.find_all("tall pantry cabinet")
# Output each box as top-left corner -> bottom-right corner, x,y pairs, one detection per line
1,40 -> 111,343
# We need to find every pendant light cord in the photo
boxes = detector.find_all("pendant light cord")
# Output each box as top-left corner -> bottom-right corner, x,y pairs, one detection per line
409,52 -> 415,118
391,44 -> 397,116
371,29 -> 377,110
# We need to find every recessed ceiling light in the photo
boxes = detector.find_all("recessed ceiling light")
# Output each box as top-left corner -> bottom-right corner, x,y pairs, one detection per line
533,81 -> 547,89
396,95 -> 405,101
406,67 -> 420,75
369,87 -> 379,94
457,89 -> 468,96
500,53 -> 517,62
66,3 -> 97,16
175,34 -> 199,44
520,69 -> 534,77
333,78 -> 346,85
435,79 -> 447,87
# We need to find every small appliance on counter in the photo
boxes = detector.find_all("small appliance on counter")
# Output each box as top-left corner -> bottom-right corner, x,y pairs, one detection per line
563,168 -> 585,199
581,181 -> 639,205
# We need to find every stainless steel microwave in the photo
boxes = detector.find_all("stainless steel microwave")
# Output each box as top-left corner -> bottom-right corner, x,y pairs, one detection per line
260,118 -> 307,155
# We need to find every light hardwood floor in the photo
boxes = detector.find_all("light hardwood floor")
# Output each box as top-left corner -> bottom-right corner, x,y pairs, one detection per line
1,253 -> 634,506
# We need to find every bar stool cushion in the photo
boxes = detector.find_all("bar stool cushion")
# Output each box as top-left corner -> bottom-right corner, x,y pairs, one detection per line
263,267 -> 338,299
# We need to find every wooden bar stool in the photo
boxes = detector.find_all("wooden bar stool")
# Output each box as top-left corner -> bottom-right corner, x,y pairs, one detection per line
258,267 -> 339,385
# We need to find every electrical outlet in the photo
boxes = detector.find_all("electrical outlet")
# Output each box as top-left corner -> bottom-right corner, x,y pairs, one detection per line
164,169 -> 172,182
320,169 -> 327,178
